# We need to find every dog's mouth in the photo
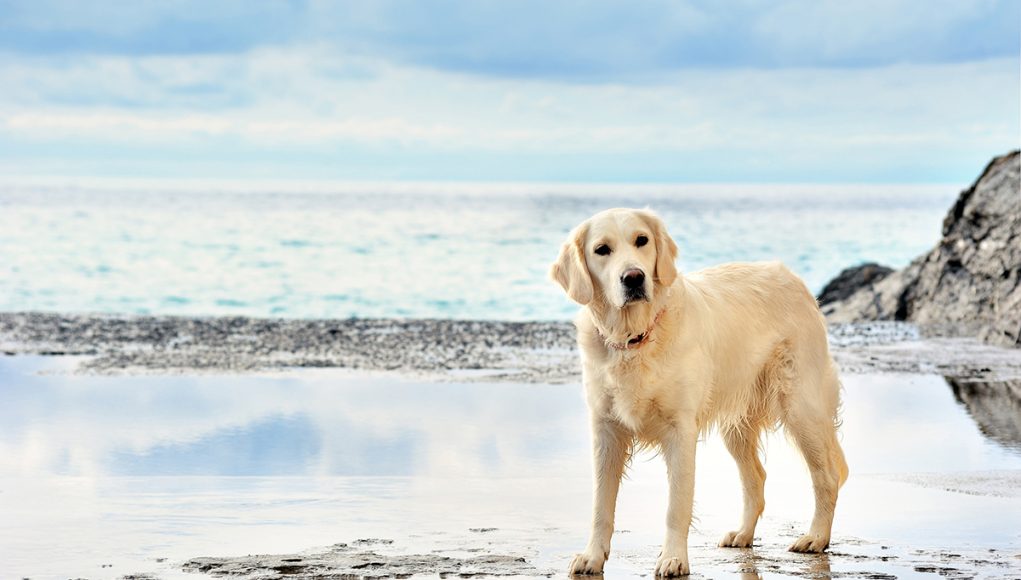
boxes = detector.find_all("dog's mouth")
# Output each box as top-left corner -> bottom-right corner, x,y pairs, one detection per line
623,287 -> 648,305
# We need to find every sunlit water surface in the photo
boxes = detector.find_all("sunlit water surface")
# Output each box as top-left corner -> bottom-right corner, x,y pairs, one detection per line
1,356 -> 1019,579
0,182 -> 958,320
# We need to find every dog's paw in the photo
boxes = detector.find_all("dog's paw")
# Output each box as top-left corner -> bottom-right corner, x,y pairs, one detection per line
568,550 -> 606,575
654,554 -> 690,577
788,532 -> 830,553
718,529 -> 754,548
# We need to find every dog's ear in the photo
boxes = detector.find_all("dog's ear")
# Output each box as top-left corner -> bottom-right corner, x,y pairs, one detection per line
637,210 -> 678,287
550,222 -> 593,305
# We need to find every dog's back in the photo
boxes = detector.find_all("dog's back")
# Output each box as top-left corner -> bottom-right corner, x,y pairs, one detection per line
680,261 -> 835,431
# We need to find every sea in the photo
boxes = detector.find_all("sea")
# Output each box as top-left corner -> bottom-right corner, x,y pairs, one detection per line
0,180 -> 960,321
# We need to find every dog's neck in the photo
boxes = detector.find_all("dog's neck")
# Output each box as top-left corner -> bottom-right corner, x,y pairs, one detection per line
586,288 -> 673,350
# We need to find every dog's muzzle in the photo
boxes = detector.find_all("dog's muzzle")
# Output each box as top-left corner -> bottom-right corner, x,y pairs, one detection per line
621,268 -> 647,303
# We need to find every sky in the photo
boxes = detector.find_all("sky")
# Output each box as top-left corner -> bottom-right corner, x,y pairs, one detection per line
0,0 -> 1018,183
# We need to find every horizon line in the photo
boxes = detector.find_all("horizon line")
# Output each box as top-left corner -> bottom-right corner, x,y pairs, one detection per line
0,174 -> 968,192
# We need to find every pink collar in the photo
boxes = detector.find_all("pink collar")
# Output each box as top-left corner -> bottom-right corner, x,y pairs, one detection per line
600,308 -> 666,351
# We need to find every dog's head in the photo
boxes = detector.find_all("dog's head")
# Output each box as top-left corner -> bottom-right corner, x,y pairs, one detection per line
550,208 -> 678,308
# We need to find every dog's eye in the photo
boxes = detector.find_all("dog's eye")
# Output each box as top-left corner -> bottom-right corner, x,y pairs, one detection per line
635,235 -> 649,248
594,244 -> 611,256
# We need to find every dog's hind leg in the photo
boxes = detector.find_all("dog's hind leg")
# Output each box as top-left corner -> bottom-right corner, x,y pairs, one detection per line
718,424 -> 766,548
785,366 -> 848,553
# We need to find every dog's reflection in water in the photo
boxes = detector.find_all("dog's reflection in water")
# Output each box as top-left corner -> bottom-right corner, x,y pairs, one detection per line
735,548 -> 832,580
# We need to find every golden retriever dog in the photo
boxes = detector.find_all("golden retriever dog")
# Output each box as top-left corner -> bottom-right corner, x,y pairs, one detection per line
550,208 -> 848,577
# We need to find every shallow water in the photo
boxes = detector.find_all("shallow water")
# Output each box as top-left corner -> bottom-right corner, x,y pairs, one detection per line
0,182 -> 957,320
1,356 -> 1019,579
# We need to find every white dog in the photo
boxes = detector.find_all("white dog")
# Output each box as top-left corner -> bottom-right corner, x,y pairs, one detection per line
550,208 -> 848,577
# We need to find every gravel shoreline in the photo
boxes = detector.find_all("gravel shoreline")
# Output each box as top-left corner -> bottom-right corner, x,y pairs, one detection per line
3,311 -> 1021,382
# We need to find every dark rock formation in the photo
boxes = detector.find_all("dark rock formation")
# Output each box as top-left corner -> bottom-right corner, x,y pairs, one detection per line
817,263 -> 894,306
822,151 -> 1021,347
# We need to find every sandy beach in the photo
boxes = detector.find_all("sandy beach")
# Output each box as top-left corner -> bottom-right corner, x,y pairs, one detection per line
2,314 -> 1020,579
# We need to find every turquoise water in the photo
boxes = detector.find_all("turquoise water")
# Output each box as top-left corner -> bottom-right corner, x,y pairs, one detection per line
0,181 -> 958,320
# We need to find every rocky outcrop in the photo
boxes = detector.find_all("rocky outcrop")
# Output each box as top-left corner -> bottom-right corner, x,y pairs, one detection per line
817,263 -> 894,306
822,150 -> 1020,347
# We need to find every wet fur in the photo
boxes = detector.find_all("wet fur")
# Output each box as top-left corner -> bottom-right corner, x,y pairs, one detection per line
551,208 -> 848,577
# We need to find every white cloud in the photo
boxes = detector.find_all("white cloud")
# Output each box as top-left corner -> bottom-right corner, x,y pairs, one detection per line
0,46 -> 1016,179
7,111 -> 232,135
4,111 -> 464,144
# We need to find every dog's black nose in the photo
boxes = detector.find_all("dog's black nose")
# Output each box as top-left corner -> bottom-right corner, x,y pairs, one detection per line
622,269 -> 645,289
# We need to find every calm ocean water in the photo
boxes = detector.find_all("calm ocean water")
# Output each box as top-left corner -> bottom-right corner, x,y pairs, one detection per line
0,181 -> 958,321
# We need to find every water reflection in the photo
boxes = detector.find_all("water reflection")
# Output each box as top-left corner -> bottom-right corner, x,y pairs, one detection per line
946,377 -> 1021,454
0,357 -> 589,478
107,414 -> 328,476
2,358 -> 1021,479
731,550 -> 831,580
2,357 -> 1021,579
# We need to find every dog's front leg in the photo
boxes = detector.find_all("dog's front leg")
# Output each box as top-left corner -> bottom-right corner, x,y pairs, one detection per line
570,416 -> 630,575
655,417 -> 698,577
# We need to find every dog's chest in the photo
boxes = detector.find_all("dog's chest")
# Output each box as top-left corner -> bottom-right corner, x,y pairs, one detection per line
600,362 -> 669,436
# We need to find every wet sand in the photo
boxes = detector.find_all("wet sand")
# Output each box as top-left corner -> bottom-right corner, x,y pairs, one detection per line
1,354 -> 1020,579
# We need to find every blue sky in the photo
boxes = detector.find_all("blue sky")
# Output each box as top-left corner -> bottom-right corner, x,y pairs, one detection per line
0,0 -> 1018,183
